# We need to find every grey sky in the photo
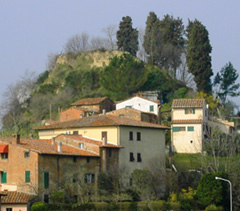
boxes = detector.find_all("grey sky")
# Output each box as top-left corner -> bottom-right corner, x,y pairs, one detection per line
1,1 -> 240,106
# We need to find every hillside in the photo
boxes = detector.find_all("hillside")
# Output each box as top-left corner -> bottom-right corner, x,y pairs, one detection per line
1,49 -> 187,137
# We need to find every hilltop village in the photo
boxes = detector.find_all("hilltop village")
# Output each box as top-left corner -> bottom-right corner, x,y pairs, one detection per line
0,93 -> 237,210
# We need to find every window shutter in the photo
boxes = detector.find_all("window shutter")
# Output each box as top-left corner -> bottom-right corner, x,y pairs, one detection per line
44,172 -> 49,188
1,172 -> 7,183
92,174 -> 95,183
185,109 -> 188,114
188,126 -> 194,131
150,105 -> 154,112
25,171 -> 30,183
172,127 -> 179,132
193,108 -> 195,114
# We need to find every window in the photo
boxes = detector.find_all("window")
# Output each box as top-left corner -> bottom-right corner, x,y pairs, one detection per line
172,127 -> 186,132
102,131 -> 107,142
73,174 -> 77,183
73,131 -> 79,135
185,108 -> 195,114
1,172 -> 7,183
129,131 -> 133,141
129,178 -> 133,186
149,105 -> 154,112
84,173 -> 95,184
79,143 -> 84,149
126,105 -> 132,108
44,172 -> 49,189
43,194 -> 49,203
108,149 -> 112,158
24,151 -> 30,158
87,157 -> 90,163
6,208 -> 12,211
25,171 -> 30,183
188,126 -> 194,131
137,153 -> 142,162
73,157 -> 77,163
129,152 -> 134,162
1,153 -> 8,159
137,132 -> 141,141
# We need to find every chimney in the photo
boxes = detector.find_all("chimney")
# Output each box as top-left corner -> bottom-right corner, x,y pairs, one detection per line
57,142 -> 62,153
51,137 -> 55,145
102,109 -> 106,115
16,134 -> 20,144
103,137 -> 107,145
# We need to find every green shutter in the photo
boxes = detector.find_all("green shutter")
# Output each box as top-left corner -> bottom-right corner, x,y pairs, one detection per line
25,171 -> 30,183
185,109 -> 188,114
193,108 -> 195,114
188,126 -> 194,131
44,172 -> 49,188
1,172 -> 7,183
172,127 -> 179,132
150,105 -> 154,112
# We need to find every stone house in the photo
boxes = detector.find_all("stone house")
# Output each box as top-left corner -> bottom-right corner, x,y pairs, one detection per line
0,136 -> 100,203
36,115 -> 169,186
106,107 -> 158,124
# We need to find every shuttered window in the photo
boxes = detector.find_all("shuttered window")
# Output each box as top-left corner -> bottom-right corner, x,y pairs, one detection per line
44,172 -> 49,189
188,126 -> 194,131
25,171 -> 30,183
1,172 -> 7,183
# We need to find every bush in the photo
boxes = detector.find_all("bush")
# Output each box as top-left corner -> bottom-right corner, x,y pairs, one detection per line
205,204 -> 224,210
31,202 -> 48,211
169,202 -> 181,210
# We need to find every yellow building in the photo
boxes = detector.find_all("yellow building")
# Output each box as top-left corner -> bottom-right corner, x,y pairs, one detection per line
36,115 -> 169,186
171,99 -> 208,153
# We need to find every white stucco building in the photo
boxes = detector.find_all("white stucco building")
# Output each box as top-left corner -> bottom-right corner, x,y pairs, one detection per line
116,96 -> 160,116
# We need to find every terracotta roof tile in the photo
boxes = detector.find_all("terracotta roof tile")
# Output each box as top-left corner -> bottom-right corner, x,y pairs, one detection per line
172,99 -> 205,108
172,119 -> 203,124
71,97 -> 109,106
36,115 -> 169,130
0,191 -> 36,204
0,137 -> 98,157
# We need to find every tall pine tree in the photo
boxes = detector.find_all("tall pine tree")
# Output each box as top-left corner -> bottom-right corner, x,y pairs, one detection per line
186,19 -> 213,93
116,16 -> 138,56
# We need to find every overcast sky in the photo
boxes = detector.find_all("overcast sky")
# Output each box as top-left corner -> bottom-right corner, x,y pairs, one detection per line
1,1 -> 240,106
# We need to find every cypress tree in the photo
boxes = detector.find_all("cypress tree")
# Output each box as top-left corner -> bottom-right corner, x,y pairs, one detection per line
116,16 -> 138,56
186,19 -> 213,93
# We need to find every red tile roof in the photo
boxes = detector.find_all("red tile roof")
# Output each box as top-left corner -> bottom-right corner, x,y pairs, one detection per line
172,119 -> 203,124
0,191 -> 36,204
71,97 -> 109,106
172,99 -> 205,108
0,145 -> 8,153
56,134 -> 123,149
36,115 -> 169,130
0,137 -> 98,157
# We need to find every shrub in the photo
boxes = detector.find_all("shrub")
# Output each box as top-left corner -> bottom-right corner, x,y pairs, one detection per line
205,204 -> 221,210
31,202 -> 48,211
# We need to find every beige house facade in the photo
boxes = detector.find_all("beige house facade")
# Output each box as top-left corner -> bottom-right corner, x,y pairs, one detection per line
171,99 -> 207,153
36,115 -> 169,186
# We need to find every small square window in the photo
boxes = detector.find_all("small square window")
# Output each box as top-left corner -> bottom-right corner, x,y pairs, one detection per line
130,152 -> 134,162
188,126 -> 194,131
73,131 -> 79,135
79,143 -> 84,149
84,173 -> 95,184
1,153 -> 8,159
137,132 -> 141,141
24,151 -> 30,158
129,131 -> 133,141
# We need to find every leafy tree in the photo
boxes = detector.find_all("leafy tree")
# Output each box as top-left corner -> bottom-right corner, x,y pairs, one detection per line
196,172 -> 229,209
186,19 -> 213,93
214,62 -> 240,104
116,16 -> 139,56
101,53 -> 147,100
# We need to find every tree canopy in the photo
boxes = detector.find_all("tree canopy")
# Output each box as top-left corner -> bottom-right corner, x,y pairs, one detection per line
214,62 -> 240,104
116,16 -> 138,56
186,19 -> 213,93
